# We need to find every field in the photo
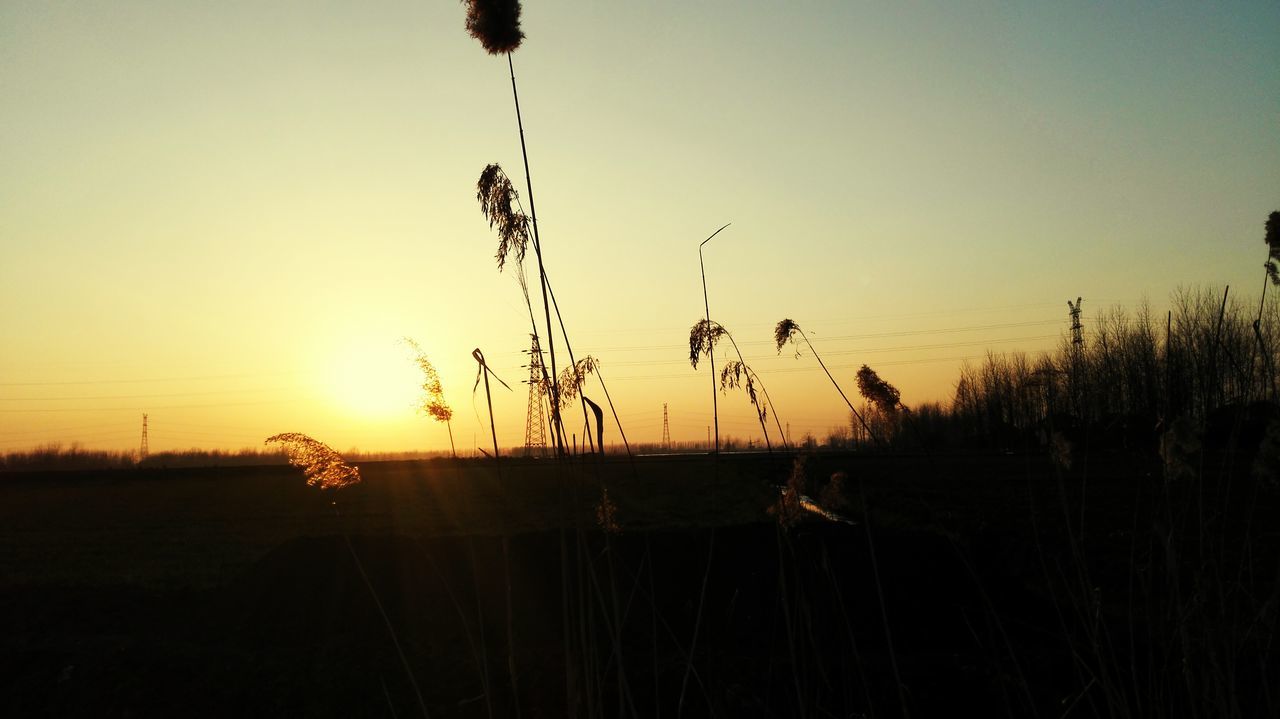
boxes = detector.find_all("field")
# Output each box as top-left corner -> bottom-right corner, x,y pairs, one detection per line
3,451 -> 1278,717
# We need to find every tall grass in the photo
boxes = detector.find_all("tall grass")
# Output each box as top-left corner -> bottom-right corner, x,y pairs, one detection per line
690,319 -> 785,450
776,319 -> 882,447
265,433 -> 429,718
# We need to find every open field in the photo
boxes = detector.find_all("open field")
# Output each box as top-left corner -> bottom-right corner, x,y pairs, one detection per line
3,451 -> 1278,717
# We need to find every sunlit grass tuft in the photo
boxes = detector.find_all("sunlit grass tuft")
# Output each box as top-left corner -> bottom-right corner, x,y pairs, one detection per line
263,433 -> 360,490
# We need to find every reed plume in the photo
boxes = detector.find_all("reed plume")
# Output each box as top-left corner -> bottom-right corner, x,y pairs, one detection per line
462,0 -> 524,55
595,487 -> 620,533
264,433 -> 361,490
720,360 -> 768,423
1266,211 -> 1280,262
856,364 -> 902,414
689,319 -> 727,370
690,319 -> 782,450
774,318 -> 882,447
774,318 -> 801,355
556,356 -> 600,407
477,164 -> 531,272
403,337 -> 457,458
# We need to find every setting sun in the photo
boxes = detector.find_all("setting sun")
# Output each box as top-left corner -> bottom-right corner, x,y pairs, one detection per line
323,340 -> 423,421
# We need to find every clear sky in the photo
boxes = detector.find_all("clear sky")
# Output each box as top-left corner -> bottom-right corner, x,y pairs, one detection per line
2,1 -> 1278,455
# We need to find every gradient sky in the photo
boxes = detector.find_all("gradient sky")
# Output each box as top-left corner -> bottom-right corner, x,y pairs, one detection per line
2,1 -> 1278,454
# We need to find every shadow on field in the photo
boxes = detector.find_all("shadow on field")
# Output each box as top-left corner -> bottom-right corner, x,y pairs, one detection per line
6,522 -> 1071,718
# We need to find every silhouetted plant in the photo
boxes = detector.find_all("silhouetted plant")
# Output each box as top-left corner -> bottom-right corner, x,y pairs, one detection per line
689,319 -> 727,370
471,348 -> 510,459
1265,211 -> 1280,277
403,337 -> 457,458
595,487 -> 619,533
264,432 -> 428,716
556,356 -> 600,407
856,365 -> 902,414
463,0 -> 524,55
476,164 -> 531,272
465,0 -> 576,458
690,319 -> 783,450
264,432 -> 361,490
775,318 -> 882,447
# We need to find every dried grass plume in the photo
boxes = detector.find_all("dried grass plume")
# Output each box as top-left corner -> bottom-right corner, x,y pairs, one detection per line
403,338 -> 453,423
265,433 -> 361,490
856,364 -> 901,414
774,318 -> 801,354
463,0 -> 524,55
689,319 -> 727,370
477,164 -> 530,271
557,356 -> 600,408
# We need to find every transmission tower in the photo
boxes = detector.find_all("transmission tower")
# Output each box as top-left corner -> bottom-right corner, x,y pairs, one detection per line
139,413 -> 149,462
522,335 -> 549,458
661,403 -> 671,449
1068,297 -> 1084,350
1067,297 -> 1086,416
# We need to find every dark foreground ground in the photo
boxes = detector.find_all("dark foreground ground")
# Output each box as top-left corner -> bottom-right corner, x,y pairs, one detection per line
2,452 -> 1277,717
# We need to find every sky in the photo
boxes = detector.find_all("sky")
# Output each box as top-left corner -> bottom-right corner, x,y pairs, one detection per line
2,0 -> 1278,455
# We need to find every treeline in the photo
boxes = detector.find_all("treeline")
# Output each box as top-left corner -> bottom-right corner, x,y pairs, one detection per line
0,445 -> 458,473
834,286 -> 1280,454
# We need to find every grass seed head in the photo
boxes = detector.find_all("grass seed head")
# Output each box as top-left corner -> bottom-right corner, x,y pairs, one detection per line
774,318 -> 801,354
476,164 -> 530,271
557,356 -> 600,408
403,338 -> 453,423
769,455 -> 808,529
595,486 -> 620,533
463,0 -> 524,55
856,364 -> 901,414
264,433 -> 361,490
689,319 -> 726,369
1266,210 -> 1280,260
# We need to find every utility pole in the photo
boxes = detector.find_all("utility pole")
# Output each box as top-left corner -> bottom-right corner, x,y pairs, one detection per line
661,403 -> 671,449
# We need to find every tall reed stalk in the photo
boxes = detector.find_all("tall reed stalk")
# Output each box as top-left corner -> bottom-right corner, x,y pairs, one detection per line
465,0 -> 571,457
691,319 -> 784,451
775,319 -> 882,447
264,433 -> 430,718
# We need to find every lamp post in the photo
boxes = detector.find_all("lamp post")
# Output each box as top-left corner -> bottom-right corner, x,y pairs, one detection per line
699,223 -> 730,454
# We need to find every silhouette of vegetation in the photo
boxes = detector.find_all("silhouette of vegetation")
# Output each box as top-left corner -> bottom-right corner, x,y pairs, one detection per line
775,318 -> 882,447
463,0 -> 524,55
855,364 -> 902,414
689,319 -> 783,450
943,288 -> 1280,451
1264,210 -> 1280,285
476,163 -> 530,273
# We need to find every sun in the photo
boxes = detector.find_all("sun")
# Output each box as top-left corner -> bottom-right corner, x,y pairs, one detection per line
324,340 -> 423,420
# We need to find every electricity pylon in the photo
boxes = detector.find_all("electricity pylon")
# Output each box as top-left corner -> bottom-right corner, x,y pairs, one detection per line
139,413 -> 149,462
661,403 -> 671,449
522,335 -> 549,458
